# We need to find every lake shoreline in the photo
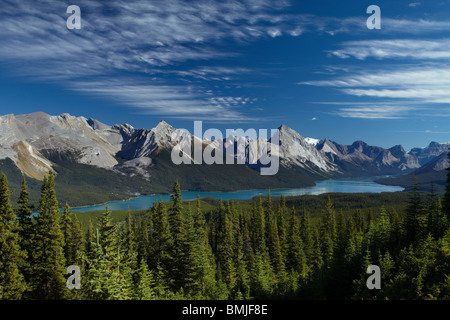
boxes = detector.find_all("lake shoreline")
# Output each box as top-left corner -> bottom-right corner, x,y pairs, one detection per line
70,176 -> 404,213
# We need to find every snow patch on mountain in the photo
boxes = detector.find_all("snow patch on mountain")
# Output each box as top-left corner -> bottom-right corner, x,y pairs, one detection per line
278,125 -> 337,172
305,137 -> 320,146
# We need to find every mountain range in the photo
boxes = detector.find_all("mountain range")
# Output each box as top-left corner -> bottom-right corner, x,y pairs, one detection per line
0,112 -> 448,206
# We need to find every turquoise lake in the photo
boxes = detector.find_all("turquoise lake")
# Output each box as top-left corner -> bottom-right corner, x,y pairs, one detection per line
71,176 -> 404,212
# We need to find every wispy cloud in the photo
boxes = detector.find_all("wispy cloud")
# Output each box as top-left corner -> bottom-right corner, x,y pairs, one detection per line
335,105 -> 419,119
0,0 -> 295,120
329,39 -> 450,60
3,0 -> 450,121
69,79 -> 259,121
301,66 -> 450,103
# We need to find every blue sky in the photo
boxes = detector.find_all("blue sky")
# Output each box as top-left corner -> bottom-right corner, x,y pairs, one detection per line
1,0 -> 450,151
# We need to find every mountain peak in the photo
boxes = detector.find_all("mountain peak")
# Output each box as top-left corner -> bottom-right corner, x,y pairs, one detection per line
155,120 -> 174,131
389,144 -> 406,156
87,117 -> 110,131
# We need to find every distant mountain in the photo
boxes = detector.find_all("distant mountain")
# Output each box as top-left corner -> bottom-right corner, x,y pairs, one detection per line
376,151 -> 449,193
315,138 -> 420,176
0,112 -> 340,180
0,112 -> 448,206
277,125 -> 337,174
409,141 -> 450,166
0,112 -> 338,206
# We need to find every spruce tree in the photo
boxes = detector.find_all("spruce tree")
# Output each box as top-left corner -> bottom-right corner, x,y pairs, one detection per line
251,197 -> 266,255
150,200 -> 172,276
182,202 -> 201,295
268,220 -> 286,277
443,149 -> 450,219
215,200 -> 235,286
192,197 -> 216,298
426,187 -> 447,238
0,173 -> 26,299
275,196 -> 288,265
135,217 -> 150,267
85,206 -> 131,300
286,207 -> 307,277
405,174 -> 425,244
30,172 -> 67,299
233,210 -> 249,299
16,177 -> 33,295
61,203 -> 84,266
374,206 -> 391,252
123,213 -> 138,285
85,218 -> 96,263
299,209 -> 313,267
168,181 -> 188,291
135,258 -> 155,300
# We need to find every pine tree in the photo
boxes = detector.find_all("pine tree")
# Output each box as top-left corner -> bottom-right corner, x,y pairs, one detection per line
233,210 -> 249,299
321,196 -> 336,265
251,197 -> 266,255
299,209 -> 313,268
275,196 -> 288,265
443,150 -> 450,219
85,218 -> 96,263
135,258 -> 155,300
150,200 -> 172,277
61,203 -> 73,260
286,207 -> 306,277
311,225 -> 323,271
192,197 -> 217,298
30,172 -> 67,299
0,173 -> 26,299
325,196 -> 337,243
61,203 -> 84,266
352,248 -> 375,300
405,174 -> 425,244
264,190 -> 274,251
426,186 -> 447,238
215,200 -> 235,286
182,202 -> 201,295
16,177 -> 33,295
268,220 -> 286,277
375,206 -> 391,251
122,213 -> 139,294
135,217 -> 150,267
85,206 -> 131,300
167,181 -> 189,291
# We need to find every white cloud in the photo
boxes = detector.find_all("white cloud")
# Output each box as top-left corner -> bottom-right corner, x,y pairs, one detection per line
336,105 -> 418,119
3,0 -> 450,121
329,39 -> 450,60
301,66 -> 450,103
268,28 -> 282,37
0,0 -> 297,120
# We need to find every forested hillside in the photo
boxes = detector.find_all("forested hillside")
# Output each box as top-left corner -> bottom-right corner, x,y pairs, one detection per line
0,155 -> 449,300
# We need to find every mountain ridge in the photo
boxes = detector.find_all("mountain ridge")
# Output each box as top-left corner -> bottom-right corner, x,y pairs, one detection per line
0,112 -> 448,206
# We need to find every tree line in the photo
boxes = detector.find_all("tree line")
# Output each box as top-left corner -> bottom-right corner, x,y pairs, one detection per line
0,152 -> 449,300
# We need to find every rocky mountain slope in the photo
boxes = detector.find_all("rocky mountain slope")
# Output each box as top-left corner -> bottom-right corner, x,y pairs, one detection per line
0,112 -> 448,206
315,138 -> 422,175
0,112 -> 340,181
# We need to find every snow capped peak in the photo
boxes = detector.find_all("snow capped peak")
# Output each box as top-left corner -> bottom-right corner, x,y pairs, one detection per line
305,137 -> 320,146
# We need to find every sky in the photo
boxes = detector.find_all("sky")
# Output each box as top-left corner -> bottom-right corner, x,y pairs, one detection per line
1,0 -> 450,151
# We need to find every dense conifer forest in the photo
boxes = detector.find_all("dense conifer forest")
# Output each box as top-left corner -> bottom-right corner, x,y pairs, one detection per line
0,153 -> 449,300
